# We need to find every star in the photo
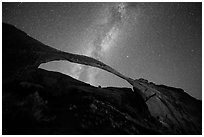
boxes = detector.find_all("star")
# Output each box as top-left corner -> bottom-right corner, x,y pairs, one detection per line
17,2 -> 23,7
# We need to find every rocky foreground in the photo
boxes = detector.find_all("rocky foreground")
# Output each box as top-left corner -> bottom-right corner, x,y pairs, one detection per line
2,23 -> 202,134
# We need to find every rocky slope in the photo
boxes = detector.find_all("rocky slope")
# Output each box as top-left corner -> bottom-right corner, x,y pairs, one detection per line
2,23 -> 202,134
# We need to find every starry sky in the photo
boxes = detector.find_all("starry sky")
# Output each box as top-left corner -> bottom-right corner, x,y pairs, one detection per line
2,2 -> 202,99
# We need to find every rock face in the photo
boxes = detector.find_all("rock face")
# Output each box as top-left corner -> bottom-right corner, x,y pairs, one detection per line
2,23 -> 202,135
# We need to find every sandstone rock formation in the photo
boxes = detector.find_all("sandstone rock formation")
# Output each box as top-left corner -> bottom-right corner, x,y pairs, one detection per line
2,23 -> 201,134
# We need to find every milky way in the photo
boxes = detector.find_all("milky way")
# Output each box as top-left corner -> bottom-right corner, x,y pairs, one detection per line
71,3 -> 129,85
2,2 -> 202,99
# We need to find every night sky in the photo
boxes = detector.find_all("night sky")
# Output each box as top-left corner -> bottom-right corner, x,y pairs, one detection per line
2,2 -> 202,99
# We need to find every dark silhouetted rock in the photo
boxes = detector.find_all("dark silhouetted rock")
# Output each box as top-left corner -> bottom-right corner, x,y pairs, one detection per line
2,23 -> 134,86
